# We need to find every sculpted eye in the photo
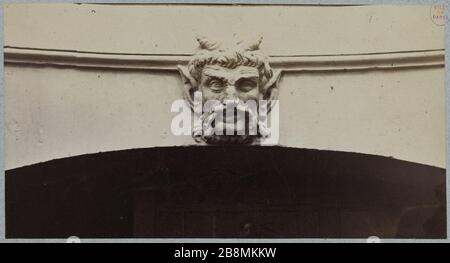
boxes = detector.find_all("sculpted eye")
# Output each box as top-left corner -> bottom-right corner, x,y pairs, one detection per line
208,79 -> 225,92
237,79 -> 257,92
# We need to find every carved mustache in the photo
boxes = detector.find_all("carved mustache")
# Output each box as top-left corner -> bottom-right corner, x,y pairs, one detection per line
191,102 -> 270,141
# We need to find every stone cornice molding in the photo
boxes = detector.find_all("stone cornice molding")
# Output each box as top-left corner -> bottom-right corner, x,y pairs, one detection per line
4,46 -> 444,72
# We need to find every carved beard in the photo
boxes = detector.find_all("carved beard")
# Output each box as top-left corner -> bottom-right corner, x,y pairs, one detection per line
192,102 -> 270,144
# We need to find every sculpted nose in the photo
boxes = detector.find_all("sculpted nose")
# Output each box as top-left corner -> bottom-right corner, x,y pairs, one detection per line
224,85 -> 237,100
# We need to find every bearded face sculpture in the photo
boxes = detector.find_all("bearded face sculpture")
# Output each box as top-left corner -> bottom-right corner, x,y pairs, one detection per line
177,36 -> 282,144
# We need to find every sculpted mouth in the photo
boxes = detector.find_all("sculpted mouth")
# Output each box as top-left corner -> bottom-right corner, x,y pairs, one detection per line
224,108 -> 245,123
213,110 -> 252,136
199,102 -> 259,138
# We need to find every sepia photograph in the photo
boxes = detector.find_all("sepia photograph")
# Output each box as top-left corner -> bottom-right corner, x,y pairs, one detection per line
2,2 -> 447,241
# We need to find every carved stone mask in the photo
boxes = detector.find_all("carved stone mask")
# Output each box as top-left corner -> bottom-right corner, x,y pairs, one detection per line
178,35 -> 282,144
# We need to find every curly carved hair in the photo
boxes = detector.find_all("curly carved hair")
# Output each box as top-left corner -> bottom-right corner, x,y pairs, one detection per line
188,36 -> 274,87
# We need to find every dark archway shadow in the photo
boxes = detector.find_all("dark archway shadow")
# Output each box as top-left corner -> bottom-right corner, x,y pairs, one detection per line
5,146 -> 446,239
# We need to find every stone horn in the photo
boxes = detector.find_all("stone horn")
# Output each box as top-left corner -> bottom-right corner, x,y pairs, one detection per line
240,35 -> 263,51
196,35 -> 221,51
